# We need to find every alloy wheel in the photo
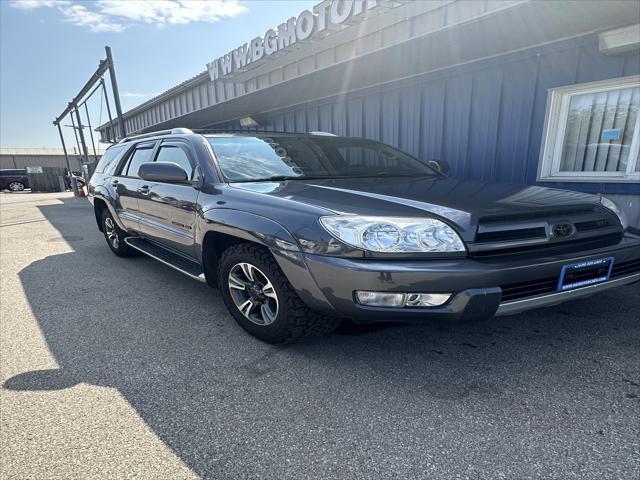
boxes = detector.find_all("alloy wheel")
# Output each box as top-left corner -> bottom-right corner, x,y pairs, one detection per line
228,262 -> 279,325
9,182 -> 24,192
104,217 -> 119,249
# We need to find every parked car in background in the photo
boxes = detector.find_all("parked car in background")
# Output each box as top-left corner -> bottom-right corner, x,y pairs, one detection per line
88,128 -> 640,343
0,169 -> 29,192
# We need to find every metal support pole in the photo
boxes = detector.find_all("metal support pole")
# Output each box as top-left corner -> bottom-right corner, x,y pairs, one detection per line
66,116 -> 80,196
69,172 -> 79,196
84,102 -> 98,161
56,123 -> 72,173
101,78 -> 115,143
77,81 -> 103,110
74,108 -> 90,164
53,60 -> 110,126
105,46 -> 126,140
70,113 -> 82,157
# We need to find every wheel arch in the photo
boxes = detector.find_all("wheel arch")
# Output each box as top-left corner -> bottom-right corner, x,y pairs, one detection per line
198,209 -> 300,288
92,190 -> 127,232
93,197 -> 108,231
197,209 -> 334,314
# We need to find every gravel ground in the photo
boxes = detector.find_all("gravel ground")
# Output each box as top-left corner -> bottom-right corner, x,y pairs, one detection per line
1,191 -> 639,480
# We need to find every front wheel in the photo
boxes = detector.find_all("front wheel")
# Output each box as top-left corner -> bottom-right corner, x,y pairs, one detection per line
218,243 -> 339,343
8,182 -> 25,192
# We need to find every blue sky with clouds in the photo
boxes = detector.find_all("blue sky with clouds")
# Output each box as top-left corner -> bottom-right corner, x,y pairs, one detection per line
1,0 -> 315,148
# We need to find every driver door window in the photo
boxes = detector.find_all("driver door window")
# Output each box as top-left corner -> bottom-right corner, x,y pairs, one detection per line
155,145 -> 193,179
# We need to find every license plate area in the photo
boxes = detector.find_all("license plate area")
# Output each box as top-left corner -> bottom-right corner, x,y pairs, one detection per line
557,257 -> 614,292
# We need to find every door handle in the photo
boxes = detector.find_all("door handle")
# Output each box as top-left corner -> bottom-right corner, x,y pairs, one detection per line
138,185 -> 150,194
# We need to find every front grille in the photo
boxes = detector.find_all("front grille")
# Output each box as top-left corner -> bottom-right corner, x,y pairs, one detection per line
500,276 -> 558,302
575,219 -> 611,232
472,206 -> 621,254
611,258 -> 640,278
475,227 -> 546,243
479,207 -> 595,224
500,258 -> 640,303
470,233 -> 623,258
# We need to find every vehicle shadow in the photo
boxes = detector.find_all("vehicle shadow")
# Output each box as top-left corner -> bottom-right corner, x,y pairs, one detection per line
4,198 -> 639,479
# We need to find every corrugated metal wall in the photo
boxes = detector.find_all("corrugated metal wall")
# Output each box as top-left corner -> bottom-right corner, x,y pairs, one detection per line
0,155 -> 84,170
100,0 -> 528,141
213,33 -> 639,195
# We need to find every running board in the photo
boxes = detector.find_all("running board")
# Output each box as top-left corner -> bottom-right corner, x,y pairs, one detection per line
124,237 -> 206,283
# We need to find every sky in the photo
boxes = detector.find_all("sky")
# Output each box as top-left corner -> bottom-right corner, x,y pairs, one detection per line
0,0 -> 316,149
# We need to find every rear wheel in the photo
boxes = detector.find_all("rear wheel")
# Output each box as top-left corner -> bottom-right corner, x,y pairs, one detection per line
8,182 -> 25,192
218,243 -> 339,343
101,209 -> 137,257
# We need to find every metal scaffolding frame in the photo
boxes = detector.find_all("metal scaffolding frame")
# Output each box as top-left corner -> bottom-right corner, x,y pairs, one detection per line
53,46 -> 126,170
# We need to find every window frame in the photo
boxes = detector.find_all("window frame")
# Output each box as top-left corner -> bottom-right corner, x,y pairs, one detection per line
538,75 -> 640,183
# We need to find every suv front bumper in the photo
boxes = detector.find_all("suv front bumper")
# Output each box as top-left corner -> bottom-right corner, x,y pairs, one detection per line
291,235 -> 640,322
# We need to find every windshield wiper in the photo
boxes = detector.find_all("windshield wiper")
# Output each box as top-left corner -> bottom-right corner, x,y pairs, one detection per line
232,172 -> 437,183
347,172 -> 436,178
261,175 -> 308,181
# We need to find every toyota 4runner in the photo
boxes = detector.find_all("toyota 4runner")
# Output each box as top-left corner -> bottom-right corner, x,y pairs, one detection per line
88,128 -> 640,343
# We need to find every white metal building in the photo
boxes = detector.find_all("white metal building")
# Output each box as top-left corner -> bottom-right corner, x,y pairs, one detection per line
0,148 -> 103,171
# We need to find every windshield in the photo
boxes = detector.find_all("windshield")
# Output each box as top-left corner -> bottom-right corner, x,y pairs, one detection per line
207,136 -> 439,182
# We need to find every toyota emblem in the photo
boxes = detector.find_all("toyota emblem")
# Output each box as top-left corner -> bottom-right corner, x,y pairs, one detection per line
551,223 -> 575,238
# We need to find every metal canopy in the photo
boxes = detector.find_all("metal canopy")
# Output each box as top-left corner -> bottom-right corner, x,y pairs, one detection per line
53,46 -> 126,172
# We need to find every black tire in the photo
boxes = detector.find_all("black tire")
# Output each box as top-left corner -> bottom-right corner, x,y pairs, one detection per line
218,243 -> 340,343
101,209 -> 138,257
8,182 -> 25,192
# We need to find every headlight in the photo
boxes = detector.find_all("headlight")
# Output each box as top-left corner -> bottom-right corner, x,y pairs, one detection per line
599,196 -> 627,229
319,216 -> 466,253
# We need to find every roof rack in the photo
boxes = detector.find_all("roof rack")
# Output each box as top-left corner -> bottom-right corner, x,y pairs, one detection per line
308,131 -> 336,136
192,128 -> 338,137
192,128 -> 301,135
118,127 -> 194,144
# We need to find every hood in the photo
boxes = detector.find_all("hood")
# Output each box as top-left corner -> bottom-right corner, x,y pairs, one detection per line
230,176 -> 601,231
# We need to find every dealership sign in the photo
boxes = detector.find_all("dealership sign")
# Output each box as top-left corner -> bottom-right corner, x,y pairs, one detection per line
207,0 -> 378,81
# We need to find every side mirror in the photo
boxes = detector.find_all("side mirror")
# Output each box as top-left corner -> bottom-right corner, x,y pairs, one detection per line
138,162 -> 188,183
428,160 -> 450,175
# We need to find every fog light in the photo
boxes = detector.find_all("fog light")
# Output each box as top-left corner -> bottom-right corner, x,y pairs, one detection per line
355,291 -> 453,308
405,293 -> 451,307
356,291 -> 406,307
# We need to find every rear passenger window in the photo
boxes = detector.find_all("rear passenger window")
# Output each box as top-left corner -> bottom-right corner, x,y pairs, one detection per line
155,146 -> 193,179
122,145 -> 155,178
94,145 -> 125,174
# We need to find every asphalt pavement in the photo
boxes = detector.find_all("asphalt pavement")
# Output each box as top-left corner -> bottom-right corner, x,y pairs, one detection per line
1,191 -> 639,479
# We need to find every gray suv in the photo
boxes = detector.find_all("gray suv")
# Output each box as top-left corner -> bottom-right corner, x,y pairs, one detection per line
88,128 -> 640,343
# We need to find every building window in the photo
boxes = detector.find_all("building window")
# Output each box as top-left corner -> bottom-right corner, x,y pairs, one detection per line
539,76 -> 640,183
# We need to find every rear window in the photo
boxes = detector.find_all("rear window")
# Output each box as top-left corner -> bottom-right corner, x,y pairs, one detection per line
94,145 -> 126,174
0,169 -> 26,177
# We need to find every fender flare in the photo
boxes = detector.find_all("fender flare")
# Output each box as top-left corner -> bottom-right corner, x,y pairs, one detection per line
92,189 -> 127,231
196,208 -> 301,255
197,208 -> 335,314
